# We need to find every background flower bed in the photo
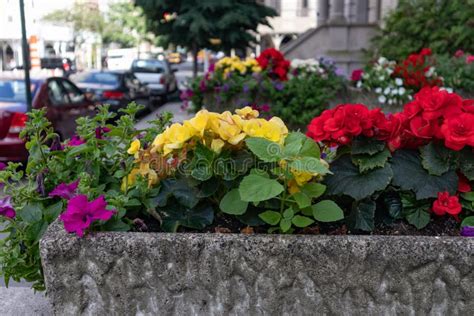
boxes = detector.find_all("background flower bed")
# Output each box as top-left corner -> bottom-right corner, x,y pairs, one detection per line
182,48 -> 345,129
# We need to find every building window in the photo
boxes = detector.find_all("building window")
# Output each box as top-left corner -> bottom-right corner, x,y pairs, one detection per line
298,0 -> 309,17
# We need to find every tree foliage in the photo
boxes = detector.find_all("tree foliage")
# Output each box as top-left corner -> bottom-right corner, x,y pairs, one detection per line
371,0 -> 474,60
135,0 -> 276,75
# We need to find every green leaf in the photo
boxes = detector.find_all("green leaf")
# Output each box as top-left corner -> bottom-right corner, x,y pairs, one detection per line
382,191 -> 403,219
245,137 -> 281,162
44,202 -> 63,222
406,209 -> 431,229
190,143 -> 215,181
292,215 -> 314,227
352,149 -> 391,173
461,216 -> 474,227
239,174 -> 284,202
420,142 -> 458,176
66,143 -> 92,157
351,136 -> 385,155
161,204 -> 214,231
249,168 -> 269,178
325,155 -> 393,200
299,138 -> 320,158
280,218 -> 292,232
282,132 -> 305,157
289,157 -> 329,174
347,199 -> 376,231
460,148 -> 474,181
461,192 -> 474,202
219,189 -> 248,215
312,200 -> 344,222
259,210 -> 281,225
391,150 -> 458,199
155,179 -> 199,209
292,192 -> 311,209
283,207 -> 294,219
300,183 -> 326,199
103,218 -> 130,231
19,203 -> 43,223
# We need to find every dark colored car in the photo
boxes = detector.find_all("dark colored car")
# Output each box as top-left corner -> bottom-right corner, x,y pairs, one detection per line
71,71 -> 151,111
40,57 -> 76,77
0,77 -> 95,162
131,59 -> 178,102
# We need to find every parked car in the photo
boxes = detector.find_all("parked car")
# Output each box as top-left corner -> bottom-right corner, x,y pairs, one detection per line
40,57 -> 76,77
130,59 -> 178,102
71,70 -> 151,112
0,77 -> 95,162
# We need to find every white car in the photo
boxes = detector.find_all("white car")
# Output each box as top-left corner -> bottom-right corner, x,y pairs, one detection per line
130,59 -> 178,103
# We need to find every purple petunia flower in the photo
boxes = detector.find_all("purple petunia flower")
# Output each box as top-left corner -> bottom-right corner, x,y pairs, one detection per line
59,195 -> 115,237
208,63 -> 215,72
243,84 -> 249,94
67,135 -> 85,147
222,83 -> 230,92
273,82 -> 284,91
50,135 -> 63,151
0,196 -> 16,218
49,179 -> 80,200
199,80 -> 207,92
260,104 -> 271,112
95,127 -> 111,140
461,226 -> 474,237
0,162 -> 6,171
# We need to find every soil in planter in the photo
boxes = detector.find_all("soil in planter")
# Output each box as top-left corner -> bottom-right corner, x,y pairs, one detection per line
135,212 -> 460,236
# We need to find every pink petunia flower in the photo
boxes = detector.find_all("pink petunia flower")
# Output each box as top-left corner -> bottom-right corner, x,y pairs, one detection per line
466,55 -> 474,64
49,179 -> 80,200
0,196 -> 16,218
67,135 -> 85,147
59,195 -> 115,237
0,162 -> 6,171
95,127 -> 111,140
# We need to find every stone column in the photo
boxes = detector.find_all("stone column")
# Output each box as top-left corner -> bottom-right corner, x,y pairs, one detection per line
317,0 -> 329,24
329,0 -> 346,24
356,0 -> 369,23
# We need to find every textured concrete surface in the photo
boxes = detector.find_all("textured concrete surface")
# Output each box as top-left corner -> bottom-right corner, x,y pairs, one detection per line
41,220 -> 474,315
0,287 -> 51,315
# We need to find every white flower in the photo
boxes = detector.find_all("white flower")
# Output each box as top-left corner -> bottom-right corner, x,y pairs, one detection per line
398,87 -> 406,95
391,89 -> 398,95
386,68 -> 394,75
395,78 -> 403,86
377,57 -> 388,65
425,66 -> 435,77
408,95 -> 413,100
378,95 -> 387,104
388,99 -> 394,105
362,73 -> 370,79
375,87 -> 382,94
384,87 -> 391,95
356,80 -> 362,88
441,87 -> 453,93
379,75 -> 385,81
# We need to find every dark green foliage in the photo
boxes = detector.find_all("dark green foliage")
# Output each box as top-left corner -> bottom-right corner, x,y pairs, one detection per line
372,0 -> 474,60
135,0 -> 276,53
269,65 -> 344,129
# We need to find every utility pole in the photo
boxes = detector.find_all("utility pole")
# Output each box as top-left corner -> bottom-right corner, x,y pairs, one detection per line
19,0 -> 32,112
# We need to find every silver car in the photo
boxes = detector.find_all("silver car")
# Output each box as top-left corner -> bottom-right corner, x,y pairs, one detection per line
131,59 -> 178,103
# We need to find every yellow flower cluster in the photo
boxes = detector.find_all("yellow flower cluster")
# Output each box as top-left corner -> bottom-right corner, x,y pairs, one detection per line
150,106 -> 288,156
215,57 -> 262,76
281,160 -> 330,195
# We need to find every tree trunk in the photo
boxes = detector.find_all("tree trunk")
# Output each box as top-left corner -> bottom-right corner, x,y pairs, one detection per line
192,42 -> 198,78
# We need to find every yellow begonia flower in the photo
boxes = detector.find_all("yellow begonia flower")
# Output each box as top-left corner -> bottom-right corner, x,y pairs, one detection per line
291,169 -> 313,186
127,139 -> 141,155
121,168 -> 139,191
288,179 -> 300,195
211,111 -> 247,145
236,106 -> 259,119
211,139 -> 225,154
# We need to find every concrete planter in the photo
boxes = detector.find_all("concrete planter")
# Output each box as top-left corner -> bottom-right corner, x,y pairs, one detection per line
40,220 -> 474,315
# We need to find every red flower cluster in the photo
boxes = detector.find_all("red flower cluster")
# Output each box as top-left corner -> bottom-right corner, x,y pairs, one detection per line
256,48 -> 290,81
432,191 -> 462,217
394,48 -> 442,90
307,86 -> 474,151
351,69 -> 363,82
